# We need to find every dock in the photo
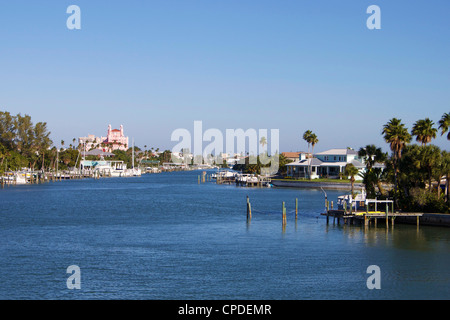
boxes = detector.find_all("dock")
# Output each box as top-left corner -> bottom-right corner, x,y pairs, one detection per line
211,170 -> 272,187
323,209 -> 423,228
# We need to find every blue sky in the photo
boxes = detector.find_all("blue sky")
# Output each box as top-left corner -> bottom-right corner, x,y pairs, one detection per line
0,0 -> 449,153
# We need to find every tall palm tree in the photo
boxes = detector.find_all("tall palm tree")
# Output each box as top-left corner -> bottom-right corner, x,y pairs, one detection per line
411,118 -> 437,146
344,163 -> 359,196
302,130 -> 312,153
358,145 -> 387,198
438,112 -> 450,140
308,133 -> 318,180
382,118 -> 411,202
382,118 -> 411,161
310,133 -> 318,155
259,136 -> 267,149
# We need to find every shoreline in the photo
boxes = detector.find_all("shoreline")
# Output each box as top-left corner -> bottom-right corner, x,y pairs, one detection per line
271,179 -> 364,190
396,213 -> 450,227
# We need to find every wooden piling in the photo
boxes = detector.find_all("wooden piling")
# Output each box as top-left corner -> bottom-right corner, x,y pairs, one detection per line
282,201 -> 286,225
295,198 -> 298,219
246,196 -> 252,221
385,204 -> 389,229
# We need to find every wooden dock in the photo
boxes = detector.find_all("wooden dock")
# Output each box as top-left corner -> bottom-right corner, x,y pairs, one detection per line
1,169 -> 116,187
323,209 -> 423,228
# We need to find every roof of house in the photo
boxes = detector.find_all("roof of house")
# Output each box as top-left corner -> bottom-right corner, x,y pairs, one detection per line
351,159 -> 365,168
315,148 -> 357,156
282,152 -> 301,158
286,158 -> 323,166
286,158 -> 368,168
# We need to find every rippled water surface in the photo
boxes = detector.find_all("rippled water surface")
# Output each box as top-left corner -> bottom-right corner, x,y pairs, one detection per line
0,171 -> 449,299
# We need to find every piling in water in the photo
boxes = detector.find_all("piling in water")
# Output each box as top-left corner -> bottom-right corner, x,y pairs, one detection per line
246,196 -> 252,221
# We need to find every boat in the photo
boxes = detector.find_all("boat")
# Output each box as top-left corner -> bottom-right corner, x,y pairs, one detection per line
94,163 -> 113,177
336,189 -> 367,210
2,172 -> 29,184
129,137 -> 141,177
211,170 -> 238,179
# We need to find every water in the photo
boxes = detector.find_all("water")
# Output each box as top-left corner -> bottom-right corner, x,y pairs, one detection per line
0,170 -> 449,300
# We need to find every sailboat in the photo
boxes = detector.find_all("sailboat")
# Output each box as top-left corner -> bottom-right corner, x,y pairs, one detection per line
131,138 -> 142,176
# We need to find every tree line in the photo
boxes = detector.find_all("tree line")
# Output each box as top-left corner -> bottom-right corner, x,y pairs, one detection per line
0,110 -> 173,173
378,113 -> 450,212
300,114 -> 450,213
0,111 -> 52,172
335,113 -> 449,213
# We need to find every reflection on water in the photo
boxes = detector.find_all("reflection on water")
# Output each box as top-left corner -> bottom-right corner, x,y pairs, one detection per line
0,171 -> 449,299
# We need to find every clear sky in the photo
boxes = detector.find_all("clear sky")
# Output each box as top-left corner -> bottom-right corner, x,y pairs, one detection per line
0,0 -> 449,153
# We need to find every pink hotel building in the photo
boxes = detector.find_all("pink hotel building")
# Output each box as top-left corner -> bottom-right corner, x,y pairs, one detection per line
79,125 -> 129,152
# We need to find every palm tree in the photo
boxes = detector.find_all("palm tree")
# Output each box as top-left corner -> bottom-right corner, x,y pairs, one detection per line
358,145 -> 387,198
260,136 -> 267,148
438,112 -> 450,140
382,118 -> 411,202
411,118 -> 437,146
358,145 -> 386,171
310,134 -> 318,154
344,163 -> 359,196
308,133 -> 318,180
382,118 -> 411,161
302,130 -> 312,153
414,145 -> 441,193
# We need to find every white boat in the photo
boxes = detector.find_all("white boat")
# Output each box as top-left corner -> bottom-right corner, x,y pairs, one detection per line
337,190 -> 366,210
212,170 -> 238,179
94,163 -> 113,176
129,137 -> 141,177
2,172 -> 28,184
131,167 -> 142,176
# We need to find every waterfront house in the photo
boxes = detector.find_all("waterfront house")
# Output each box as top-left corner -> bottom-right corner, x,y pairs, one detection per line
286,148 -> 369,179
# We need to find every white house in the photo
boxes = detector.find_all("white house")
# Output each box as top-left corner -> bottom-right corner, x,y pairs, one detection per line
286,148 -> 369,179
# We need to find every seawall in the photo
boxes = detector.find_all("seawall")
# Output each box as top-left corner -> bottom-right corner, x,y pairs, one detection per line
396,213 -> 450,227
271,179 -> 363,190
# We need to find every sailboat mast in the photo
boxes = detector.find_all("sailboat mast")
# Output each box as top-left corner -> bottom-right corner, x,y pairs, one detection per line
132,138 -> 134,169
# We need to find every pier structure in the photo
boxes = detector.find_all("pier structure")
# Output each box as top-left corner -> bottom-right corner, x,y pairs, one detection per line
212,171 -> 272,187
323,198 -> 423,228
